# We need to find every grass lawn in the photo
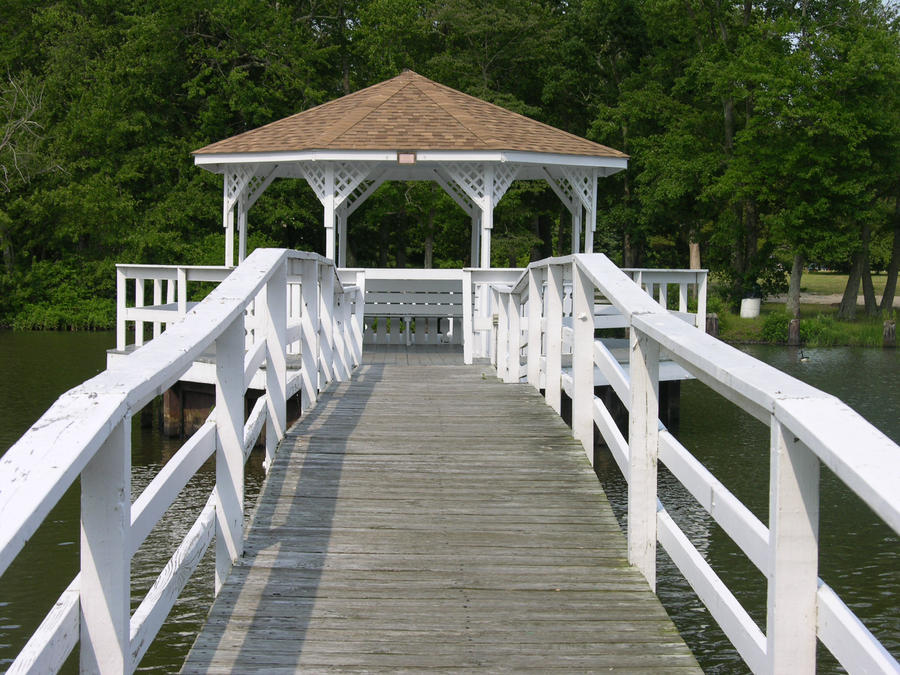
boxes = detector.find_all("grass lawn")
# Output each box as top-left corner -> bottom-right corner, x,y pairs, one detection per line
800,271 -> 888,295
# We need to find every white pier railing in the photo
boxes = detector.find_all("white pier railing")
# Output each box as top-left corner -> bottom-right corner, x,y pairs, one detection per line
0,249 -> 361,674
491,253 -> 899,675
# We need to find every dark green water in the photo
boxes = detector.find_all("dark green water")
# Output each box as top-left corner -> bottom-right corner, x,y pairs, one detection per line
0,330 -> 266,673
0,333 -> 897,672
597,344 -> 899,673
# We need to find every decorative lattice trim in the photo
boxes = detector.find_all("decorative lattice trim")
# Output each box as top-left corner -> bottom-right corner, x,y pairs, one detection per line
300,163 -> 329,202
561,166 -> 595,213
224,164 -> 256,211
444,162 -> 486,206
433,167 -> 476,215
245,164 -> 279,208
300,162 -> 373,206
491,163 -> 519,206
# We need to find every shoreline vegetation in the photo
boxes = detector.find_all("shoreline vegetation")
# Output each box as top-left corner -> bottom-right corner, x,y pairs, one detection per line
6,271 -> 896,348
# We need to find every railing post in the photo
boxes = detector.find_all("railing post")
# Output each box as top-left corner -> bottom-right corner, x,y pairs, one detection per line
628,326 -> 659,589
462,271 -> 474,364
496,288 -> 509,379
572,262 -> 594,461
300,260 -> 320,411
264,262 -> 287,473
215,314 -> 245,594
545,264 -> 563,414
116,268 -> 127,351
352,271 -> 366,366
505,292 -> 521,384
767,418 -> 819,673
334,291 -> 351,381
80,417 -> 130,674
319,266 -> 335,388
697,271 -> 708,330
526,267 -> 542,388
177,267 -> 188,316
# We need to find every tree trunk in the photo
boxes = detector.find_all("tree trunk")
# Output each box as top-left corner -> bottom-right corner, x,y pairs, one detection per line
786,252 -> 804,319
880,196 -> 899,313
837,253 -> 863,320
688,228 -> 701,269
858,223 -> 879,316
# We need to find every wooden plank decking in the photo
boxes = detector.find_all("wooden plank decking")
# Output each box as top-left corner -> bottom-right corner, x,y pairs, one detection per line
181,349 -> 700,673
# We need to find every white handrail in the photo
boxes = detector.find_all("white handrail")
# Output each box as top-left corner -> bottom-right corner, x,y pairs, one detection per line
492,253 -> 899,675
0,248 -> 364,674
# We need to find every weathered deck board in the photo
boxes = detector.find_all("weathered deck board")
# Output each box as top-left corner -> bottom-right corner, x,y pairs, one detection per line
181,355 -> 700,673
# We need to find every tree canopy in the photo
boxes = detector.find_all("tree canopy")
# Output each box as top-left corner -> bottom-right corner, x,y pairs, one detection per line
1,0 -> 897,328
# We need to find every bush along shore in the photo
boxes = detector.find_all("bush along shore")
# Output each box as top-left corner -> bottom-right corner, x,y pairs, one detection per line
711,303 -> 896,348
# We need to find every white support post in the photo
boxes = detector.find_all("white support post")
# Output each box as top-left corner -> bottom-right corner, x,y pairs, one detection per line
506,292 -> 521,384
337,210 -> 347,268
319,266 -> 335,388
215,315 -> 245,594
572,263 -> 594,461
571,207 -> 582,255
526,267 -> 543,388
324,165 -> 336,261
698,273 -> 708,330
333,292 -> 350,382
496,289 -> 509,379
153,278 -> 162,339
177,267 -> 188,317
80,418 -> 130,674
480,165 -> 493,268
351,272 -> 365,366
462,271 -> 474,364
264,263 -> 287,473
628,327 -> 659,589
470,214 -> 480,267
679,283 -> 688,314
237,198 -> 248,264
224,206 -> 235,268
586,174 -> 597,253
135,277 -> 145,347
545,264 -> 564,414
767,419 -> 819,674
300,260 -> 320,411
116,268 -> 126,351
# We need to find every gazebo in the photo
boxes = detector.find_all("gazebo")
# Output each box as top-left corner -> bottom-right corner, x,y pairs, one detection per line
192,70 -> 628,268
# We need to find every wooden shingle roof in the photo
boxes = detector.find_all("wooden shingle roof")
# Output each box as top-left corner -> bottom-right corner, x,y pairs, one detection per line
193,70 -> 626,159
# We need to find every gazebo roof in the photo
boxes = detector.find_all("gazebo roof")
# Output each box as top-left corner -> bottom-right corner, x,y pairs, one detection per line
193,70 -> 626,161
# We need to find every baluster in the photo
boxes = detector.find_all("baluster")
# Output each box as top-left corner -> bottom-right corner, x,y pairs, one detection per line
116,268 -> 127,351
767,419 -> 819,673
462,271 -> 474,364
545,265 -> 564,414
300,259 -> 320,411
505,292 -> 521,384
80,417 -> 130,673
697,272 -> 708,330
264,263 -> 287,472
135,278 -> 145,347
319,267 -> 335,387
679,282 -> 688,314
658,282 -> 667,308
153,278 -> 162,339
352,272 -> 366,365
177,267 -> 187,316
526,267 -> 543,388
628,327 -> 659,588
215,315 -> 245,593
572,263 -> 594,460
496,289 -> 509,379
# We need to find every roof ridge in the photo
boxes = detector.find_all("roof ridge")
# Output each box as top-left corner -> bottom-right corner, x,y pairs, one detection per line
412,77 -> 494,147
316,76 -> 410,146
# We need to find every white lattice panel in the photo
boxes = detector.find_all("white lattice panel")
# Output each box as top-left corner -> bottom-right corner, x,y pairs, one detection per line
245,165 -> 278,207
492,163 -> 519,205
224,165 -> 255,210
444,162 -> 486,205
562,166 -> 595,212
334,162 -> 370,206
300,163 -> 329,202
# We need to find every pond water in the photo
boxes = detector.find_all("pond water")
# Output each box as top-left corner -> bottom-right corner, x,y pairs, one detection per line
0,332 -> 896,672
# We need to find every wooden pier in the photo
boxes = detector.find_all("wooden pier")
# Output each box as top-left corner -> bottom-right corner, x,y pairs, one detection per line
181,348 -> 700,672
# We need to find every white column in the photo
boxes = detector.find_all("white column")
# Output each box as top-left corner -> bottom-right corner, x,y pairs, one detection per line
300,260 -> 320,411
545,264 -> 563,414
480,165 -> 493,268
337,208 -> 347,268
224,205 -> 235,268
572,263 -> 594,460
215,315 -> 245,593
264,263 -> 287,473
470,213 -> 480,267
116,268 -> 126,350
767,419 -> 819,674
505,293 -> 521,384
237,197 -> 248,263
462,271 -> 474,364
80,418 -> 130,674
586,170 -> 597,253
324,165 -> 336,261
571,206 -> 582,255
526,267 -> 543,387
628,328 -> 659,589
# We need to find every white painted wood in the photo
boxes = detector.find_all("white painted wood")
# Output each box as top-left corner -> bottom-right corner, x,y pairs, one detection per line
506,293 -> 521,384
116,268 -> 127,350
130,497 -> 215,671
697,271 -> 708,329
177,266 -> 188,315
243,396 -> 267,461
215,316 -> 245,594
462,271 -> 473,363
153,278 -> 163,338
80,418 -> 130,674
767,419 -> 819,674
7,577 -> 79,675
526,268 -> 542,387
593,339 -> 630,406
495,288 -> 509,381
592,398 -> 628,476
816,581 -> 900,674
243,337 -> 267,391
130,421 -> 216,556
318,270 -> 335,384
658,431 -> 769,575
135,276 -> 145,347
352,274 -> 366,364
300,260 -> 319,411
545,264 -> 563,414
657,510 -> 767,673
628,328 -> 659,589
572,264 -> 594,459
